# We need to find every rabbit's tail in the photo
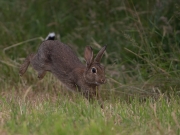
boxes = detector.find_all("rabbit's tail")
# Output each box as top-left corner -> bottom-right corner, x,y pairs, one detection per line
45,32 -> 55,40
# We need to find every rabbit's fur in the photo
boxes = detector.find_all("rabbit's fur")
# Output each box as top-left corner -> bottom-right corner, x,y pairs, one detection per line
19,39 -> 106,103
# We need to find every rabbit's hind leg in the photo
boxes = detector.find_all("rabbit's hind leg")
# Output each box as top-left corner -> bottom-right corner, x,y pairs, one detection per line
30,54 -> 47,79
19,53 -> 35,76
37,70 -> 46,79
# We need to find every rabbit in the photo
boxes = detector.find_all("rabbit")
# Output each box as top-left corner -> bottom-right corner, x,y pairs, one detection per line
19,33 -> 107,106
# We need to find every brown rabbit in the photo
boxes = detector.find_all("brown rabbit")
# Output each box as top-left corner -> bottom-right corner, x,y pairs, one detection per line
19,34 -> 106,105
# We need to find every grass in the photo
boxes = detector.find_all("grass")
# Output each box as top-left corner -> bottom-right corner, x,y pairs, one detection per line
1,84 -> 180,135
1,0 -> 180,134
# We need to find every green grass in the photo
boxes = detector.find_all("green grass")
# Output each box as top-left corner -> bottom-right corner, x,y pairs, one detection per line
1,86 -> 180,135
1,0 -> 180,134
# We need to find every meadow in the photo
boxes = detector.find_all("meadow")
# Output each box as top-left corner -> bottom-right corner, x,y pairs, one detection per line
0,0 -> 180,134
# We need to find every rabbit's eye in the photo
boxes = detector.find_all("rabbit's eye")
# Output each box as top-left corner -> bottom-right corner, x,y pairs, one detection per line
91,67 -> 97,73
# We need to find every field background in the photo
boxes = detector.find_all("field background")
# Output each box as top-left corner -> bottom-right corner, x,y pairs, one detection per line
0,0 -> 180,135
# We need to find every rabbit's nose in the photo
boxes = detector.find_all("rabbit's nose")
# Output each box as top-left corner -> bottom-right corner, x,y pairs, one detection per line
101,78 -> 106,83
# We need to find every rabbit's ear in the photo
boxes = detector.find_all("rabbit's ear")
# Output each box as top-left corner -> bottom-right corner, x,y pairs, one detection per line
84,46 -> 93,67
94,46 -> 106,63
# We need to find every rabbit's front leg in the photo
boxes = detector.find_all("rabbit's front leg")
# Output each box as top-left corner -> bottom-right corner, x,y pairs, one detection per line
81,86 -> 104,108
